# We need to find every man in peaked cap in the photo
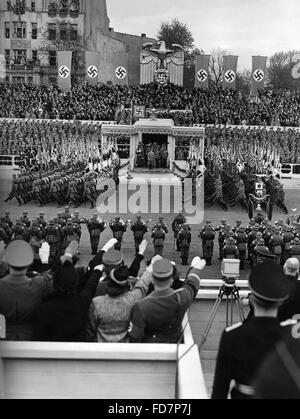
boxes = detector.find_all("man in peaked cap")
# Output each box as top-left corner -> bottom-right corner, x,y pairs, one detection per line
129,256 -> 206,344
212,261 -> 290,400
0,240 -> 54,341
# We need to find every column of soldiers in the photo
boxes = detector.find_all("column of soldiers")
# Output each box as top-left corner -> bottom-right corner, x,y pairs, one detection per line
199,214 -> 300,269
5,163 -> 119,209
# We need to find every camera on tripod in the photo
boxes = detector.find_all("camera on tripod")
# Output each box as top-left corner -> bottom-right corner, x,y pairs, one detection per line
221,259 -> 240,287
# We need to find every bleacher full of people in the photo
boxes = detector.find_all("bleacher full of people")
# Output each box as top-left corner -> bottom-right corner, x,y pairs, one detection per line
1,82 -> 300,127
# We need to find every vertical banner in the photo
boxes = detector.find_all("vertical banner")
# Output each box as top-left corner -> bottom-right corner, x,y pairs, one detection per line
86,52 -> 100,85
114,52 -> 129,85
223,55 -> 238,89
195,55 -> 210,89
57,51 -> 72,92
0,55 -> 6,81
251,56 -> 268,96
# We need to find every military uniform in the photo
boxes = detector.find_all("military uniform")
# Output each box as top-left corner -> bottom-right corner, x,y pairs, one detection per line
216,221 -> 227,260
212,261 -> 290,399
269,228 -> 284,264
110,218 -> 127,251
235,227 -> 247,269
200,222 -> 216,266
152,226 -> 166,256
178,224 -> 192,266
131,217 -> 148,255
172,214 -> 186,252
281,226 -> 295,264
223,237 -> 239,259
87,215 -> 106,255
46,220 -> 61,259
288,237 -> 300,262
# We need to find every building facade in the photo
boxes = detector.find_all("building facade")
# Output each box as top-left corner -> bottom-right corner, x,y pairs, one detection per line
0,0 -> 155,85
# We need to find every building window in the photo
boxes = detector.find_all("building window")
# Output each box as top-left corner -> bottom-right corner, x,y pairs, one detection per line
32,23 -> 37,39
5,22 -> 10,39
32,50 -> 38,62
13,50 -> 27,64
60,23 -> 68,41
70,24 -> 78,40
5,50 -> 11,64
49,50 -> 57,67
13,22 -> 27,39
31,2 -> 36,11
48,23 -> 57,40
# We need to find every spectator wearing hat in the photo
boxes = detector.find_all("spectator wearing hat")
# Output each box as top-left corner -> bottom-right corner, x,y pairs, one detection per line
93,240 -> 148,297
212,261 -> 290,399
86,260 -> 153,343
278,258 -> 300,322
129,257 -> 206,344
0,240 -> 54,341
254,335 -> 300,399
33,248 -> 103,343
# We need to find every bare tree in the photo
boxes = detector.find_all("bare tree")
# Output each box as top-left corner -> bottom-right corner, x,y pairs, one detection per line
209,48 -> 228,88
267,50 -> 300,90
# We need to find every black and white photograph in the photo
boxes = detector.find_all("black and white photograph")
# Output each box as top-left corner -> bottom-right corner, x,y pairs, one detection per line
0,0 -> 299,403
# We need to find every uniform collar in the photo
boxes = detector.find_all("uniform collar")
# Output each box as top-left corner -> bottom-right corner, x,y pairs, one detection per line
1,274 -> 31,285
149,288 -> 175,298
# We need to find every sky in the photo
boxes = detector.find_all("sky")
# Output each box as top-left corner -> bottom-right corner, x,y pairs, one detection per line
107,0 -> 300,70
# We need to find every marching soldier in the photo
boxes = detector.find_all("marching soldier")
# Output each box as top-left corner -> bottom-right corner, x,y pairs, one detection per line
152,224 -> 166,257
5,175 -> 23,206
110,217 -> 127,251
269,227 -> 283,265
61,220 -> 76,254
29,220 -> 43,268
153,217 -> 168,234
87,214 -> 106,255
235,226 -> 248,270
200,222 -> 216,266
212,262 -> 291,399
131,216 -> 149,255
172,213 -> 186,251
178,224 -> 192,265
46,219 -> 61,260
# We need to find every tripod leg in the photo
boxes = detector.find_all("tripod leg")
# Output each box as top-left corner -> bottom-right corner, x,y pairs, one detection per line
200,295 -> 224,348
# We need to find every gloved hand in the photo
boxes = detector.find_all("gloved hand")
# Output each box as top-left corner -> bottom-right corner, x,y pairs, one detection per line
147,255 -> 163,273
39,242 -> 50,264
61,240 -> 79,264
191,257 -> 206,271
102,238 -> 118,252
138,240 -> 148,255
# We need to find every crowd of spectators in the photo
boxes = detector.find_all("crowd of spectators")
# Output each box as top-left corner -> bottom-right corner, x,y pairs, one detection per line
1,82 -> 300,127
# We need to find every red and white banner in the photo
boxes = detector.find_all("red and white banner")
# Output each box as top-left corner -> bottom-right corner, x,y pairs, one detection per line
223,55 -> 238,89
86,52 -> 100,85
251,56 -> 268,96
195,55 -> 210,89
57,51 -> 72,92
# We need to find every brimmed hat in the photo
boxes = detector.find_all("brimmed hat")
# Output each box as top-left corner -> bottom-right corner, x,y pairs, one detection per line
102,250 -> 123,266
6,240 -> 34,268
152,259 -> 173,281
249,261 -> 290,303
110,266 -> 130,286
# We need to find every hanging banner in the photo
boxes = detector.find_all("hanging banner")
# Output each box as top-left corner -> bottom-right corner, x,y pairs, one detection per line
223,55 -> 238,89
251,56 -> 268,96
57,51 -> 72,92
113,52 -> 128,85
86,52 -> 100,85
133,105 -> 146,119
195,55 -> 210,89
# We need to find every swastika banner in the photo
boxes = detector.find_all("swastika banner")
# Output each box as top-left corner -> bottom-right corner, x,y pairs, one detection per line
223,55 -> 238,90
133,105 -> 146,119
86,52 -> 100,85
195,55 -> 210,89
251,56 -> 268,96
113,52 -> 128,85
57,51 -> 72,92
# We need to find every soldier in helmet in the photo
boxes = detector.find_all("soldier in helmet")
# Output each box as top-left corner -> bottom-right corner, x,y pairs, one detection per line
152,224 -> 166,256
1,212 -> 13,228
269,227 -> 283,265
200,221 -> 216,266
87,214 -> 106,255
281,225 -> 295,264
61,206 -> 71,222
178,224 -> 192,266
131,216 -> 148,255
216,220 -> 227,260
235,226 -> 248,270
172,213 -> 186,252
153,217 -> 168,235
110,217 -> 127,251
13,219 -> 29,242
29,220 -> 43,269
46,219 -> 61,260
20,212 -> 31,229
223,237 -> 239,260
61,219 -> 76,254
247,224 -> 260,264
